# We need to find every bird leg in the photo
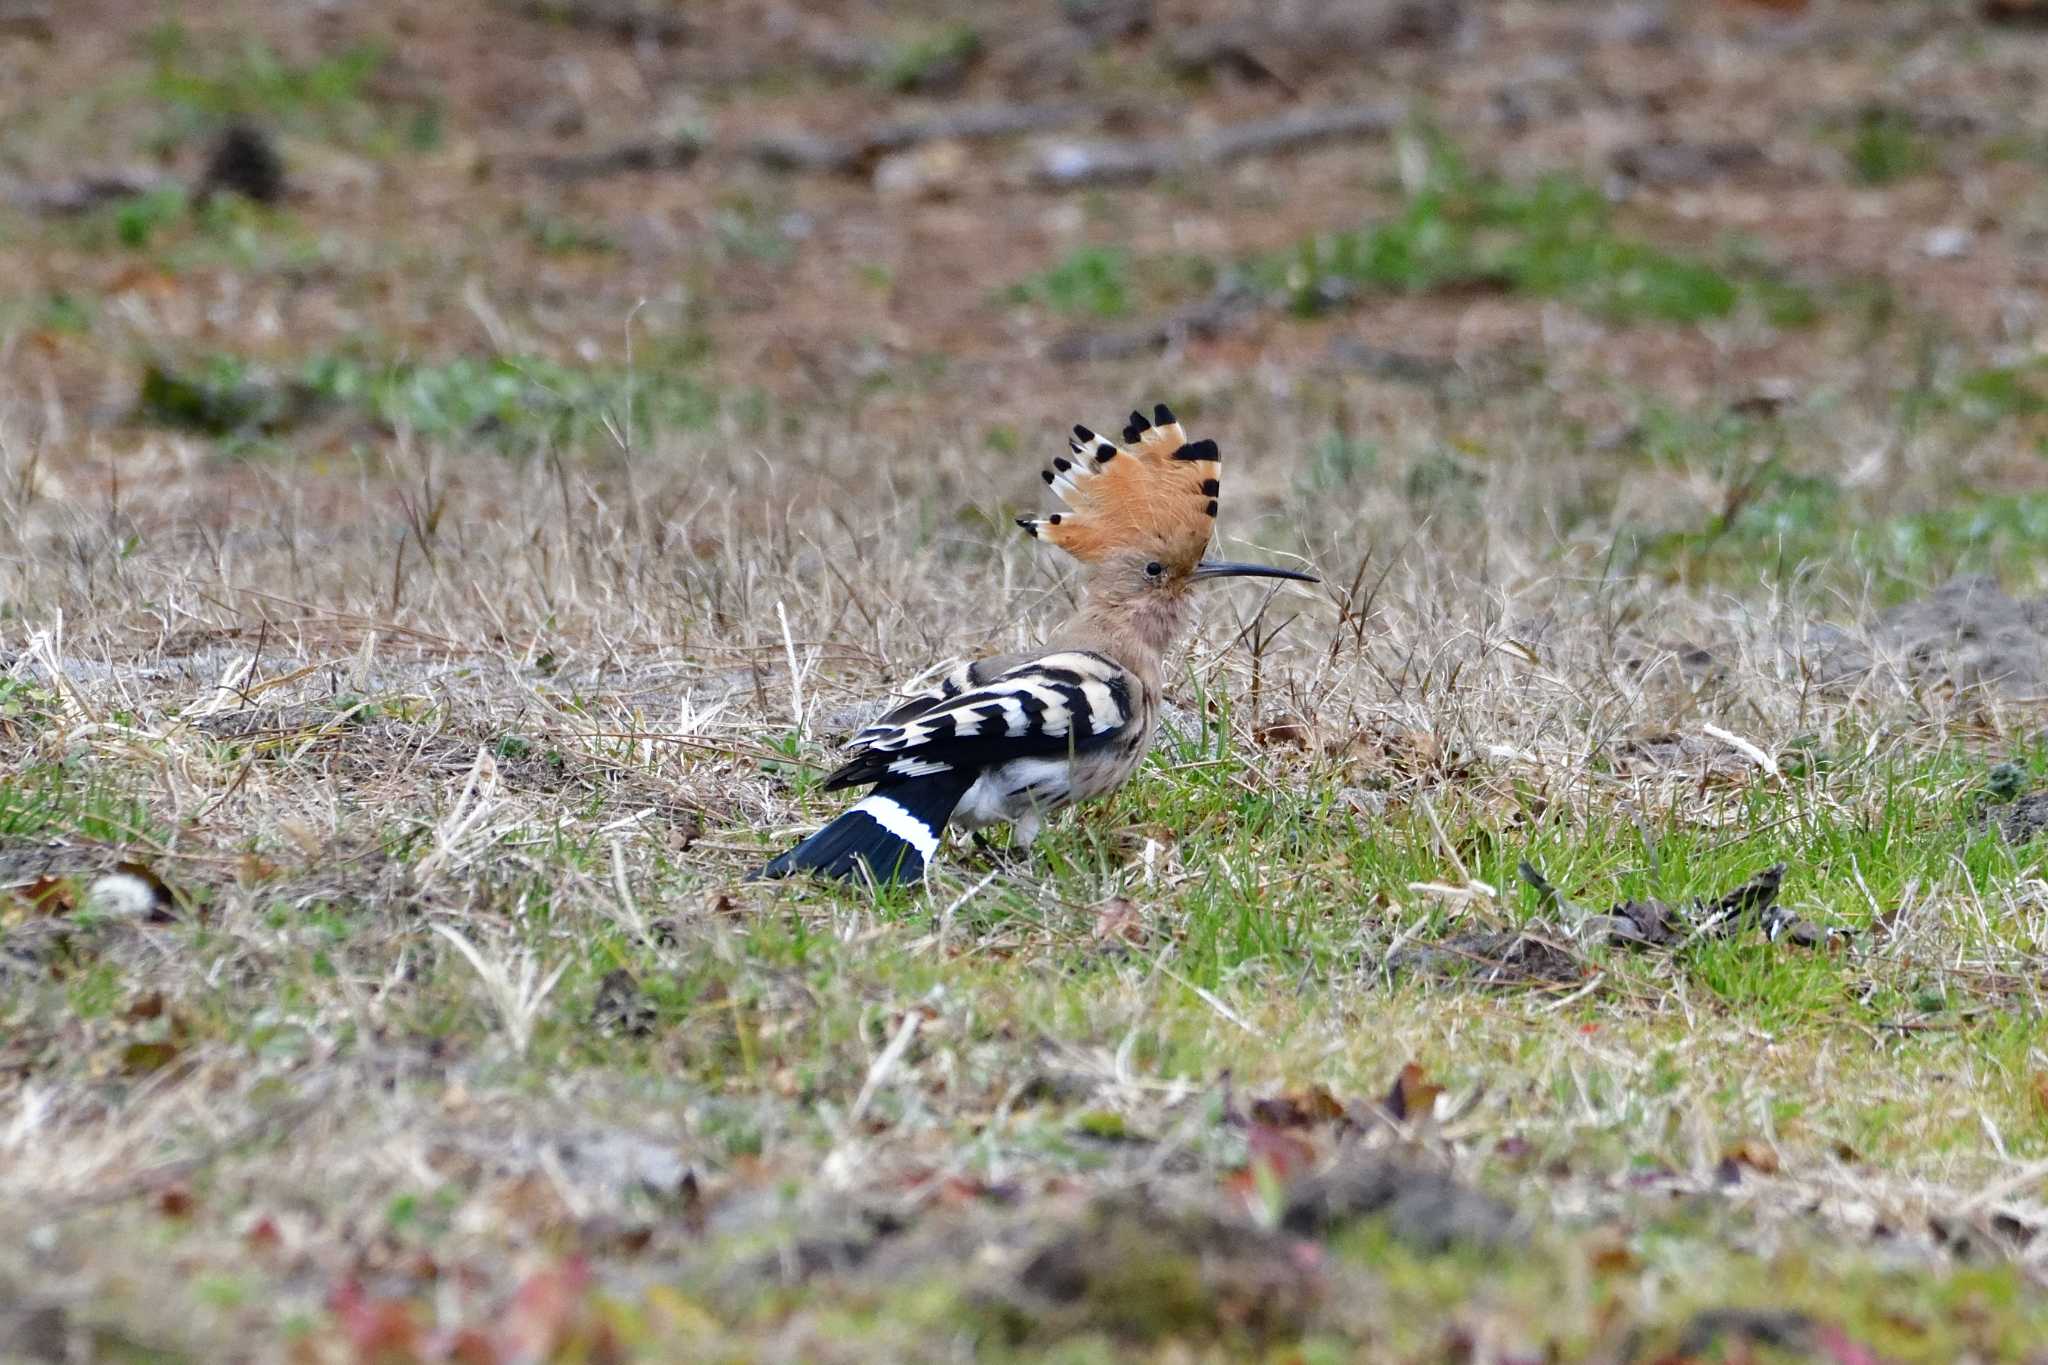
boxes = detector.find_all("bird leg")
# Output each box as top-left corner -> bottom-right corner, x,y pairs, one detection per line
970,830 -> 1024,868
972,810 -> 1045,868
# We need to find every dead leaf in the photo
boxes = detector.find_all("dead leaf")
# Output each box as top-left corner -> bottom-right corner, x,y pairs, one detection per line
1250,1121 -> 1318,1177
498,1256 -> 600,1363
645,1285 -> 721,1338
279,819 -> 325,856
237,853 -> 282,885
120,1040 -> 182,1076
1495,1135 -> 1535,1165
580,1216 -> 653,1256
429,1327 -> 499,1365
1090,897 -> 1145,946
327,1278 -> 421,1359
1389,729 -> 1449,777
1719,1137 -> 1781,1176
1813,1323 -> 1887,1365
1586,1231 -> 1637,1273
104,264 -> 182,297
1380,1062 -> 1443,1123
1249,1085 -> 1346,1128
1113,822 -> 1178,858
678,1169 -> 707,1237
1254,720 -> 1311,749
21,875 -> 75,916
1326,725 -> 1464,784
489,1171 -> 574,1236
1223,1120 -> 1319,1202
1522,861 -> 1813,951
245,1215 -> 283,1255
1385,927 -> 1584,988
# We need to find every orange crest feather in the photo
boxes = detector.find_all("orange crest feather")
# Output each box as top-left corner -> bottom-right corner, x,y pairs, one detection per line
1017,403 -> 1220,571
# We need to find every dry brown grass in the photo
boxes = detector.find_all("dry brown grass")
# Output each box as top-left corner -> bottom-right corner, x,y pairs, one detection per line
8,370 -> 2048,1356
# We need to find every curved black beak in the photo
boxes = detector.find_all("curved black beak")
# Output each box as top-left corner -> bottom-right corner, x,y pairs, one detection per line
1190,560 -> 1319,584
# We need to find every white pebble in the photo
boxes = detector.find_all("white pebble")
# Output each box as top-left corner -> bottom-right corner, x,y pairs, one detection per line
1922,225 -> 1972,260
86,872 -> 160,919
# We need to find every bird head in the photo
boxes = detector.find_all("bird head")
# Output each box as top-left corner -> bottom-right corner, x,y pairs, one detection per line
1016,403 -> 1318,602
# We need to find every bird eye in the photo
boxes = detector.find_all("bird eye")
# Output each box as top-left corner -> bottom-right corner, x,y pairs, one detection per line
1145,561 -> 1163,578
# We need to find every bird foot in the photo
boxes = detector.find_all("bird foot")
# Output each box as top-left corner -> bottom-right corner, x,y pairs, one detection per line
970,831 -> 1028,869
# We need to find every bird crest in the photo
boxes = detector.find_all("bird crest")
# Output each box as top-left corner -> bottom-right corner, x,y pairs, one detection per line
1016,403 -> 1221,574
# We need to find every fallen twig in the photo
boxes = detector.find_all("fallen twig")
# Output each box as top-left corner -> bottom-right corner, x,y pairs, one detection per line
1047,282 -> 1262,362
533,101 -> 1399,187
1164,6 -> 1461,82
536,102 -> 1083,182
743,102 -> 1087,176
510,0 -> 691,44
531,137 -> 703,181
3,168 -> 176,215
1026,102 -> 1403,189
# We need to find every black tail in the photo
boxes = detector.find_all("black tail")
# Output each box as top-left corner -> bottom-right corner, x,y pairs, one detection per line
749,772 -> 975,885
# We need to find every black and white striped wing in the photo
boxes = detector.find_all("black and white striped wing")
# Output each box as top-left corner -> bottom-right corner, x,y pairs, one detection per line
866,658 -> 992,729
821,650 -> 1135,791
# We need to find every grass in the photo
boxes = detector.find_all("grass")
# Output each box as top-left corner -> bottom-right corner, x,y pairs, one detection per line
8,399 -> 2048,1356
1006,246 -> 1138,317
1546,356 -> 2048,595
131,344 -> 723,446
1250,152 -> 1817,327
1003,248 -> 1217,320
524,210 -> 620,257
1617,450 -> 2048,598
0,760 -> 169,846
53,184 -> 322,270
1950,362 -> 2048,423
1845,106 -> 1932,187
9,2 -> 2048,1359
1006,141 -> 1820,335
143,21 -> 442,153
300,348 -> 720,441
874,22 -> 983,93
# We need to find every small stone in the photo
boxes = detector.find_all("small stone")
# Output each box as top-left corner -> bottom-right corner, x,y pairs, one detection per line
1987,762 -> 2028,802
873,140 -> 970,199
85,871 -> 163,920
198,124 -> 286,204
1922,225 -> 1973,260
591,969 -> 657,1037
1591,0 -> 1670,43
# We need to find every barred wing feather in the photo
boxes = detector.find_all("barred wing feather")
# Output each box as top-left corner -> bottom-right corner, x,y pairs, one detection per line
822,651 -> 1134,790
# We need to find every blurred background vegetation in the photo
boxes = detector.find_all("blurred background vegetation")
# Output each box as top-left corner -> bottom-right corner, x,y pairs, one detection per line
3,0 -> 2046,611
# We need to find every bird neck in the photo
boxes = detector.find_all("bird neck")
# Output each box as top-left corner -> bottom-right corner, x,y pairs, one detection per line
1055,580 -> 1190,699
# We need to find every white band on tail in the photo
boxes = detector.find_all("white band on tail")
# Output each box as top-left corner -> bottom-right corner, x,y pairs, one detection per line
853,794 -> 940,864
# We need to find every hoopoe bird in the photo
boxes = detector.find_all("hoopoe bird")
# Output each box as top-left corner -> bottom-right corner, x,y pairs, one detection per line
752,403 -> 1316,885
